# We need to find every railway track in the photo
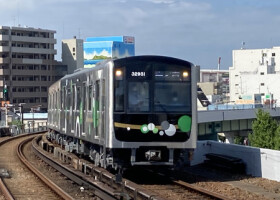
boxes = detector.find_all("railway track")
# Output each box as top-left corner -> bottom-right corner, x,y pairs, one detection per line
33,133 -> 232,199
123,167 -> 229,200
0,133 -> 70,199
1,132 -> 273,199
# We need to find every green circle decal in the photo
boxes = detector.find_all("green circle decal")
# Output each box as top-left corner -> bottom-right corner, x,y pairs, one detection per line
153,128 -> 159,134
178,115 -> 192,132
140,124 -> 149,134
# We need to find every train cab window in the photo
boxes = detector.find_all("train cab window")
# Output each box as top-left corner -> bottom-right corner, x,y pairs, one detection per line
128,82 -> 150,112
154,82 -> 191,112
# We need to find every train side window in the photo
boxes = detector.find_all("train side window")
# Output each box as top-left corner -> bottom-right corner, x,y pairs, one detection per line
62,86 -> 66,110
71,84 -> 75,110
88,85 -> 92,110
114,80 -> 124,111
82,83 -> 86,111
57,89 -> 60,110
77,86 -> 81,110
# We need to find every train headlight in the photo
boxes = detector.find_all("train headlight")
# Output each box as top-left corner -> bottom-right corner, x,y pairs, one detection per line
115,69 -> 123,80
116,70 -> 122,76
183,71 -> 189,77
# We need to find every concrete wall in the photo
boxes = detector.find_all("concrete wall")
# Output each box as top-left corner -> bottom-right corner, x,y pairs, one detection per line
191,141 -> 280,182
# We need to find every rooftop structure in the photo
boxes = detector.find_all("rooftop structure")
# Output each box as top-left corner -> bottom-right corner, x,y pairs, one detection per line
62,37 -> 84,74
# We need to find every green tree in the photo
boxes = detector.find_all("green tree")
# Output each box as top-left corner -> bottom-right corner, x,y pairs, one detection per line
274,126 -> 280,150
234,136 -> 243,145
248,109 -> 278,149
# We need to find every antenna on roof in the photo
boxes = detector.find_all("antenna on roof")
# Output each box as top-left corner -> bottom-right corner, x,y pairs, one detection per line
241,41 -> 246,49
218,57 -> 221,70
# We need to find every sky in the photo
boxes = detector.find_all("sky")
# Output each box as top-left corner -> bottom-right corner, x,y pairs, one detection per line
1,0 -> 280,69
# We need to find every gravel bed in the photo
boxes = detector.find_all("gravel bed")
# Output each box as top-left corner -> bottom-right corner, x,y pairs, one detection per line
180,164 -> 280,200
23,141 -> 100,200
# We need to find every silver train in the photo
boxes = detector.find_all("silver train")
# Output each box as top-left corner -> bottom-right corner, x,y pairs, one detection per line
47,55 -> 197,170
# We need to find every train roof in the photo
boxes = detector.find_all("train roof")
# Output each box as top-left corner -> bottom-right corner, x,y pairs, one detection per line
58,55 -> 193,82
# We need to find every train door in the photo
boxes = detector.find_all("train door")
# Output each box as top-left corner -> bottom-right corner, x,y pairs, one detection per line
76,86 -> 81,137
61,86 -> 66,133
71,84 -> 76,133
88,84 -> 93,137
58,89 -> 61,129
95,79 -> 105,139
82,82 -> 86,136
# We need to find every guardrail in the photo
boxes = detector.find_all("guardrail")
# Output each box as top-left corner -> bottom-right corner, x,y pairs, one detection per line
207,103 -> 264,111
6,122 -> 48,136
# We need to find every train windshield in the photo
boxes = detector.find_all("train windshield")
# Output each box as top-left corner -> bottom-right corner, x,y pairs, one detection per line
128,82 -> 150,112
154,82 -> 190,112
114,58 -> 191,113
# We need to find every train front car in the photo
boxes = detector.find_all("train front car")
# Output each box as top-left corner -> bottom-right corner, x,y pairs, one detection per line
110,56 -> 197,167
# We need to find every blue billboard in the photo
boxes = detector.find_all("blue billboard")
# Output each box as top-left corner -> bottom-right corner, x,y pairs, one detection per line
84,36 -> 135,68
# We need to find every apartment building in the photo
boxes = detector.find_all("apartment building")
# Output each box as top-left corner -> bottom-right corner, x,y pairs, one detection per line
0,26 -> 67,112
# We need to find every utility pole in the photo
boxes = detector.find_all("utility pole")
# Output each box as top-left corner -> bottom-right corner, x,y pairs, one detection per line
5,104 -> 7,127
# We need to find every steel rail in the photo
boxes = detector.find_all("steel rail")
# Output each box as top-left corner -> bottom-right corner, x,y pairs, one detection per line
0,133 -> 43,200
35,134 -> 167,200
32,135 -> 118,200
0,178 -> 14,200
17,136 -> 74,200
172,180 -> 231,200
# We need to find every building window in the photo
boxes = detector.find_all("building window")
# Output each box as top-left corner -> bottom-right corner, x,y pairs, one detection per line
235,84 -> 239,86
260,72 -> 264,75
263,53 -> 267,57
261,93 -> 265,96
261,83 -> 264,86
272,53 -> 276,56
73,53 -> 75,56
73,47 -> 75,52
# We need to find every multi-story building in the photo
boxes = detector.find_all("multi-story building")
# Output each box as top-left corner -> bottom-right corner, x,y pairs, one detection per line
229,47 -> 280,105
198,69 -> 229,103
0,26 -> 67,112
62,37 -> 84,74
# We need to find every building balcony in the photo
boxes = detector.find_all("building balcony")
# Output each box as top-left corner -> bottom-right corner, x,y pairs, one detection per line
12,92 -> 47,98
0,69 -> 10,75
12,81 -> 53,87
12,69 -> 52,76
11,47 -> 57,55
0,46 -> 10,52
11,35 -> 56,44
11,58 -> 57,65
0,35 -> 9,41
0,58 -> 10,63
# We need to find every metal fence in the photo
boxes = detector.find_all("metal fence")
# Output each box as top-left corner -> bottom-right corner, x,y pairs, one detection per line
9,122 -> 48,136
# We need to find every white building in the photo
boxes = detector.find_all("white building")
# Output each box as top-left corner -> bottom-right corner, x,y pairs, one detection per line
62,37 -> 84,74
229,47 -> 280,105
